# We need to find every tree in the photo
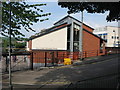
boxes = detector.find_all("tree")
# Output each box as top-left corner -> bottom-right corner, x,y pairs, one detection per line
58,1 -> 120,22
2,38 -> 8,53
2,37 -> 28,53
15,42 -> 26,48
2,2 -> 51,39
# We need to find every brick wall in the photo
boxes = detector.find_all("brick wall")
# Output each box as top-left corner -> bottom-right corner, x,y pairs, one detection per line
83,24 -> 93,33
28,40 -> 32,51
83,30 -> 100,51
83,30 -> 105,57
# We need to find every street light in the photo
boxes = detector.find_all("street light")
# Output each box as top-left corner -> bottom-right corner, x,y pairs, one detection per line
8,1 -> 13,90
113,30 -> 116,47
79,10 -> 83,60
0,2 -> 2,90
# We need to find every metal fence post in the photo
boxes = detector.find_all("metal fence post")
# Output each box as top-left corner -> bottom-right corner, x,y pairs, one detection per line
85,51 -> 87,58
30,52 -> 33,70
45,52 -> 47,67
56,52 -> 58,65
52,52 -> 54,66
5,55 -> 8,72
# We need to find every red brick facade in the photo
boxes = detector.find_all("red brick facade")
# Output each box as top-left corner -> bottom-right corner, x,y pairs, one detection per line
83,24 -> 93,33
27,18 -> 106,65
82,25 -> 105,56
28,40 -> 32,51
29,27 -> 105,65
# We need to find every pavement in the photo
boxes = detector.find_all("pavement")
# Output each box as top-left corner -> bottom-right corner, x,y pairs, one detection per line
2,53 -> 119,90
73,53 -> 119,66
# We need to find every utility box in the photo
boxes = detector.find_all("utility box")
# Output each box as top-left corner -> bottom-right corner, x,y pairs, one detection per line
64,58 -> 71,65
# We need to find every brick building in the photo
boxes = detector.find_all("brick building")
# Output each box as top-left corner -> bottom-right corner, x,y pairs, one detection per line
27,15 -> 106,67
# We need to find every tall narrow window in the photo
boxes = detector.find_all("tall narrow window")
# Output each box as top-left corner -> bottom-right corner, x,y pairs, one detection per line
117,36 -> 119,39
103,35 -> 105,39
67,26 -> 71,51
73,23 -> 80,51
67,42 -> 70,51
112,36 -> 114,39
67,26 -> 71,41
73,23 -> 80,41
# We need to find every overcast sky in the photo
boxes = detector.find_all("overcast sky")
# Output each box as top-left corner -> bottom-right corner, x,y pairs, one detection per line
21,1 -> 118,38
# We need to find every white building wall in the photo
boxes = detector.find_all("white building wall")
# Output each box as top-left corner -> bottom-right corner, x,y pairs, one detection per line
32,27 -> 68,50
93,26 -> 120,47
107,26 -> 119,47
26,42 -> 29,51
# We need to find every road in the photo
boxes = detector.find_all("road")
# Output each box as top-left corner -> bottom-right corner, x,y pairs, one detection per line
2,54 -> 119,89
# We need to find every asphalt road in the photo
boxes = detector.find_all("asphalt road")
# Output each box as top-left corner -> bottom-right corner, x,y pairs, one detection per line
2,54 -> 120,89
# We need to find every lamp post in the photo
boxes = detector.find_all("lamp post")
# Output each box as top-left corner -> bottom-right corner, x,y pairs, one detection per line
8,1 -> 13,90
113,30 -> 116,47
0,2 -> 2,90
79,10 -> 83,60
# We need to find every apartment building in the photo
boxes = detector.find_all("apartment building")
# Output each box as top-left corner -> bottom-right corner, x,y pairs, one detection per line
93,26 -> 120,47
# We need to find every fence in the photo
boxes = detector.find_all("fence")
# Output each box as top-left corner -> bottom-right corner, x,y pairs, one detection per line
32,50 -> 104,68
105,47 -> 120,54
1,48 -> 119,71
1,52 -> 31,73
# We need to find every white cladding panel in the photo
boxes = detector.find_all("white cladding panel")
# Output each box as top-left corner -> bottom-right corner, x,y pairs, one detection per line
32,27 -> 67,50
26,42 -> 29,51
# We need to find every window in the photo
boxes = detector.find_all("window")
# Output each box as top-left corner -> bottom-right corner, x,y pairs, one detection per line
117,41 -> 120,44
117,36 -> 119,39
67,26 -> 71,50
73,42 -> 79,51
74,24 -> 80,30
103,35 -> 105,39
98,34 -> 102,38
73,23 -> 80,51
67,42 -> 70,51
74,29 -> 79,41
113,30 -> 115,32
67,26 -> 71,41
100,43 -> 103,53
112,36 -> 114,39
73,23 -> 80,41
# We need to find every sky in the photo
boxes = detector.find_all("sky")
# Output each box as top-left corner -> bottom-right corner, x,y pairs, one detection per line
21,1 -> 118,38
